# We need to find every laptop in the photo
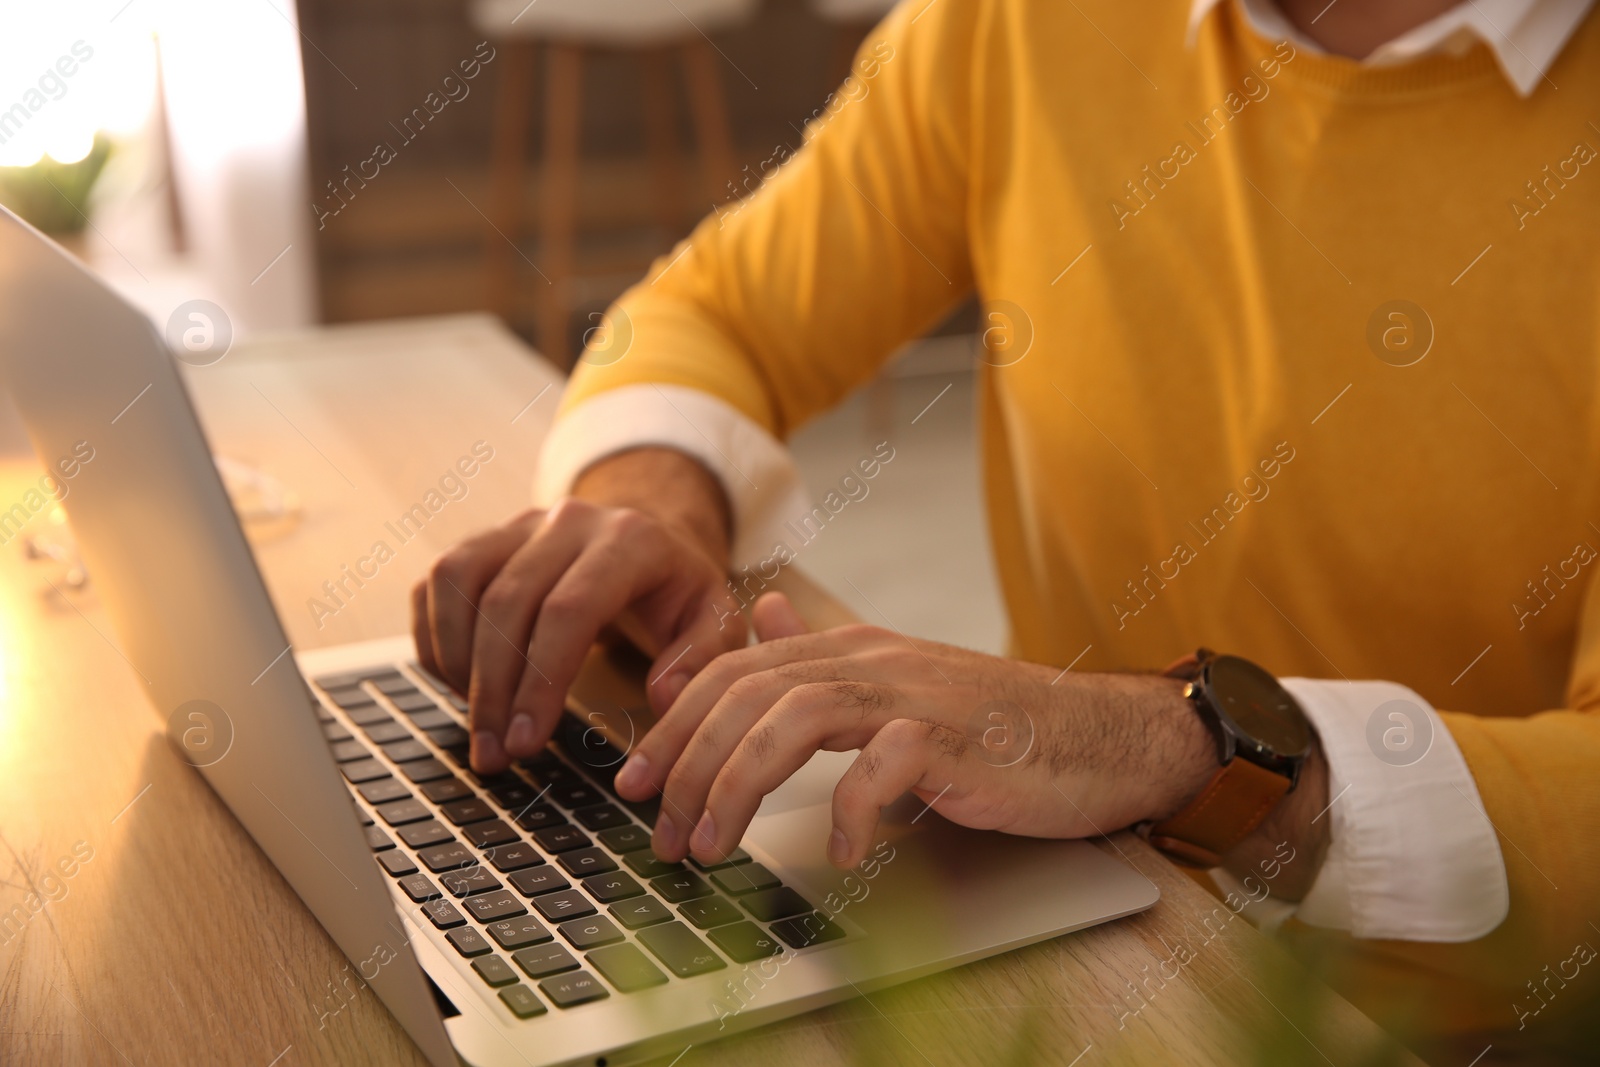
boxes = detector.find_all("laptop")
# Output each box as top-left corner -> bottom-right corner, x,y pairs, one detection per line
0,204 -> 1158,1066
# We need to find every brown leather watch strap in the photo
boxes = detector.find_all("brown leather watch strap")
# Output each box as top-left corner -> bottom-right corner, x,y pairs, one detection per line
1147,757 -> 1291,868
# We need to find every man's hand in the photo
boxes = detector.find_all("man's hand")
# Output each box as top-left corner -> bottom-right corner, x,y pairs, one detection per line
612,594 -> 1226,869
410,447 -> 744,775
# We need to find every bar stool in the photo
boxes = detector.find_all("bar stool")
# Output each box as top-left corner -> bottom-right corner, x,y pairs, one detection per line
471,0 -> 758,365
809,0 -> 898,88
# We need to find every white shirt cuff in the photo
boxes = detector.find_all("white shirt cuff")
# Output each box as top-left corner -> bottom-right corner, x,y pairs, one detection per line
533,383 -> 814,570
1282,677 -> 1510,941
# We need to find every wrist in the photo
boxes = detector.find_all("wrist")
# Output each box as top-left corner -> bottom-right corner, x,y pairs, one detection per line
571,446 -> 733,567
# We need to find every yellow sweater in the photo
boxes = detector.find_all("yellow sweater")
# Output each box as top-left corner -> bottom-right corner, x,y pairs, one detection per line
564,0 -> 1600,1056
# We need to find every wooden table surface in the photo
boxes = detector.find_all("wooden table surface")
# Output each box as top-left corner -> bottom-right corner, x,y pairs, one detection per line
0,313 -> 1420,1067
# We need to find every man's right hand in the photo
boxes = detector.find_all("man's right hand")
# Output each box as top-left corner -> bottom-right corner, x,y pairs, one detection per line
410,447 -> 745,775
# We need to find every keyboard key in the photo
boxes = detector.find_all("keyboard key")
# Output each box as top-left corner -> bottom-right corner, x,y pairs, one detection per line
741,887 -> 813,922
398,873 -> 439,902
397,821 -> 453,849
427,725 -> 470,749
362,720 -> 413,744
548,782 -> 603,809
513,804 -> 566,832
586,943 -> 667,992
651,871 -> 713,904
559,915 -> 624,950
624,852 -> 685,879
382,738 -> 432,764
472,955 -> 519,987
391,691 -> 437,713
498,984 -> 548,1019
409,709 -> 455,731
420,777 -> 473,804
442,867 -> 502,898
770,911 -> 847,949
712,863 -> 780,895
597,825 -> 652,854
446,926 -> 492,957
364,826 -> 395,852
372,674 -> 412,694
708,921 -> 784,962
558,848 -> 617,878
464,889 -> 529,923
421,899 -> 467,929
539,970 -> 609,1009
522,759 -> 580,789
636,922 -> 726,977
341,758 -> 390,784
357,778 -> 411,805
488,781 -> 542,810
417,842 -> 476,872
356,808 -> 375,827
532,889 -> 595,923
442,744 -> 472,767
377,850 -> 418,877
484,842 -> 544,873
533,826 -> 590,854
346,704 -> 393,727
325,685 -> 373,708
513,943 -> 579,979
316,670 -> 382,690
487,915 -> 552,950
508,867 -> 570,898
375,798 -> 432,826
464,820 -> 520,849
690,847 -> 752,872
608,896 -> 672,930
573,804 -> 630,831
322,723 -> 352,742
439,798 -> 496,826
678,896 -> 743,929
399,758 -> 452,784
582,871 -> 643,904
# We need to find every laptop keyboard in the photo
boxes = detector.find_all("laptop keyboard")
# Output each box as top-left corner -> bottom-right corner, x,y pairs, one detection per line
311,663 -> 846,1022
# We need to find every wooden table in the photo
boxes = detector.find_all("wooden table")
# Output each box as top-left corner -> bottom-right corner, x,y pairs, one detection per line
0,314 -> 1419,1066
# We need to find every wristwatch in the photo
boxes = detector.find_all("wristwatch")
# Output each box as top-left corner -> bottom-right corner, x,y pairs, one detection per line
1144,649 -> 1312,867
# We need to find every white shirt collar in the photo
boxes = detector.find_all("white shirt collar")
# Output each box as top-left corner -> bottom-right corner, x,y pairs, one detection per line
1186,0 -> 1595,97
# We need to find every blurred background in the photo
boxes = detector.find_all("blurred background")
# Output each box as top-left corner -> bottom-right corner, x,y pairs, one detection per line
0,0 -> 1004,652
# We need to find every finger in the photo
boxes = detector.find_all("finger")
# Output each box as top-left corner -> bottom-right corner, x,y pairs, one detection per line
652,666 -> 853,859
466,505 -> 596,772
686,679 -> 897,863
643,586 -> 749,717
504,523 -> 680,759
410,579 -> 443,681
425,510 -> 541,693
616,625 -> 874,802
830,718 -> 968,868
752,591 -> 808,642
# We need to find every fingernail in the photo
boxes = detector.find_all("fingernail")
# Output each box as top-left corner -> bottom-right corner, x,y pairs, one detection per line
691,810 -> 717,854
654,813 -> 681,857
663,671 -> 690,708
828,828 -> 850,866
472,730 -> 504,772
504,714 -> 535,757
614,752 -> 649,795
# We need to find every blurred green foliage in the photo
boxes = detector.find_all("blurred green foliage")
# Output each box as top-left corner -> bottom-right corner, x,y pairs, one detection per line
0,134 -> 111,234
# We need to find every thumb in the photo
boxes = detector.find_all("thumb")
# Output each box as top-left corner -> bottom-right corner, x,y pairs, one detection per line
644,591 -> 748,717
752,591 -> 808,642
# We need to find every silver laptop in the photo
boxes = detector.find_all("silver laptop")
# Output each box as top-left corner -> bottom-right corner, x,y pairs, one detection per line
0,204 -> 1157,1067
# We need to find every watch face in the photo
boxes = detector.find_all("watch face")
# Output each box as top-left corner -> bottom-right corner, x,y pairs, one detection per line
1208,656 -> 1310,759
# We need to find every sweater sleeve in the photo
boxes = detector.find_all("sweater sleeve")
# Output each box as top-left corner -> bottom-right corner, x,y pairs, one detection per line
1282,568 -> 1600,1055
555,0 -> 977,439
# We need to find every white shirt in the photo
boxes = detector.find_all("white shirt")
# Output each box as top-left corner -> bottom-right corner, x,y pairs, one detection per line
535,0 -> 1596,942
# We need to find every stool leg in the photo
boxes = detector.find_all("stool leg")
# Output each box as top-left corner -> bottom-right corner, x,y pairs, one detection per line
540,43 -> 583,368
679,40 -> 736,209
485,41 -> 537,324
640,47 -> 684,239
